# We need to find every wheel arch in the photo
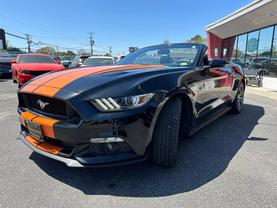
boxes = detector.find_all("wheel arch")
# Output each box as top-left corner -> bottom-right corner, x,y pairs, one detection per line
146,91 -> 194,146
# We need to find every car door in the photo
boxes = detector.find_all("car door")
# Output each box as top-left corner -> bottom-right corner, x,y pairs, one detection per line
183,60 -> 233,119
199,63 -> 233,117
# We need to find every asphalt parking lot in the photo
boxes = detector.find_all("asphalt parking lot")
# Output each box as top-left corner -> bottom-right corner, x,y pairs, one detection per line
0,79 -> 276,208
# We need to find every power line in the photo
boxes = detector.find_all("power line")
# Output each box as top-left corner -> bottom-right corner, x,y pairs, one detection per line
5,30 -> 85,51
5,31 -> 27,40
0,14 -> 49,33
4,30 -> 104,53
31,35 -> 87,40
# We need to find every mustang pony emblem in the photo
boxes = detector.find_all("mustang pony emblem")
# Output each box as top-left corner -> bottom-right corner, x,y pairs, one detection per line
37,99 -> 49,110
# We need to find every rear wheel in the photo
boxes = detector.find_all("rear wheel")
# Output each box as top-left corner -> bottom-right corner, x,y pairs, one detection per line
151,97 -> 182,166
232,83 -> 244,114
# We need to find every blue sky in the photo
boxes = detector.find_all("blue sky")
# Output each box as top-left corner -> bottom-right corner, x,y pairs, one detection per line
0,0 -> 250,55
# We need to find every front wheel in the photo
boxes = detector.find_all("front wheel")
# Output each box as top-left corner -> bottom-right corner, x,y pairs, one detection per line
151,97 -> 182,166
12,74 -> 17,83
232,83 -> 245,114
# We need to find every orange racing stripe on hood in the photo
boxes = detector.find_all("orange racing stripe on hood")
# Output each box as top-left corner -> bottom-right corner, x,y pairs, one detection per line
27,64 -> 163,97
20,65 -> 127,94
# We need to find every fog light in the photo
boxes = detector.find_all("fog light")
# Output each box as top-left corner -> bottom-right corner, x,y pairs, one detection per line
106,143 -> 113,152
90,137 -> 124,143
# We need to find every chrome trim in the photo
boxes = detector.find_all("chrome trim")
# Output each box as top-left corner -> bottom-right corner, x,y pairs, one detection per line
101,98 -> 115,110
107,97 -> 120,109
95,99 -> 108,111
17,133 -> 84,167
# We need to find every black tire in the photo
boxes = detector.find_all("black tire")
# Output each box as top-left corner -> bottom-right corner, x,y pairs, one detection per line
258,79 -> 263,87
151,97 -> 182,166
232,83 -> 245,114
12,74 -> 17,83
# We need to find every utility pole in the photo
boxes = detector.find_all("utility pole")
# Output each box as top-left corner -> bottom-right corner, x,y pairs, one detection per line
109,46 -> 112,55
25,34 -> 32,52
89,32 -> 94,56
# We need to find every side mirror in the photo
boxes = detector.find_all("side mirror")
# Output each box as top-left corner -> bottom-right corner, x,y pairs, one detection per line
210,58 -> 227,67
11,60 -> 17,64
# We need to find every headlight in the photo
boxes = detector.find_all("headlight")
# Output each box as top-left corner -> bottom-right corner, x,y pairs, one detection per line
91,93 -> 154,111
21,70 -> 31,74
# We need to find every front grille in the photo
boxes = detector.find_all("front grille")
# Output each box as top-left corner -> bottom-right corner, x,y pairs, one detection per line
28,71 -> 50,76
18,93 -> 81,123
27,94 -> 66,116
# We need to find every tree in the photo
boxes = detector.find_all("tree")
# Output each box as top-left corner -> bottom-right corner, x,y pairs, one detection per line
163,39 -> 170,44
5,41 -> 22,52
187,35 -> 207,43
6,47 -> 22,52
66,50 -> 75,56
35,47 -> 55,54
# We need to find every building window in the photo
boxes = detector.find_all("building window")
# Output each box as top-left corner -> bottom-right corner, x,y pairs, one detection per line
236,34 -> 247,67
269,26 -> 277,77
245,31 -> 259,67
256,26 -> 274,76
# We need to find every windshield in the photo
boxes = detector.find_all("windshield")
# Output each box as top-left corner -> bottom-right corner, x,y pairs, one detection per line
117,44 -> 200,67
83,58 -> 114,66
19,55 -> 55,64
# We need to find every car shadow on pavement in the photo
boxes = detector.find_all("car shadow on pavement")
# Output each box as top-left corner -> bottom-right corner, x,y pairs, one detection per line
30,103 -> 265,197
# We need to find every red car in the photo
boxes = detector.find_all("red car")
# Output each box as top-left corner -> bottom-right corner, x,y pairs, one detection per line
12,54 -> 65,87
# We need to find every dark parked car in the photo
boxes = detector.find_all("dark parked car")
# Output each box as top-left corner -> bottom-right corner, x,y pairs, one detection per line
0,56 -> 14,78
17,43 -> 245,167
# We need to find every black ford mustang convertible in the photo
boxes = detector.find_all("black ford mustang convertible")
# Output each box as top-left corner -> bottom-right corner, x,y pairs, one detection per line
17,43 -> 245,167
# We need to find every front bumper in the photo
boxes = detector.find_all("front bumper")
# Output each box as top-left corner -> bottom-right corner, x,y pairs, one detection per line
18,73 -> 35,85
17,100 -> 158,167
18,131 -> 148,167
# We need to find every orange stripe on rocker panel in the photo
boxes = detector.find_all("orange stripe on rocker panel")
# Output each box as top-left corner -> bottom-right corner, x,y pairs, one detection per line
32,116 -> 59,138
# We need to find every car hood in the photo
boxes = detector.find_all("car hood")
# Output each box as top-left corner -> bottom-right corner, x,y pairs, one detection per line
19,64 -> 167,97
16,63 -> 64,71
